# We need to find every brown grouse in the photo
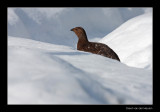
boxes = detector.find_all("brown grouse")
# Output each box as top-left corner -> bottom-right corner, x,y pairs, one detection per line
71,27 -> 120,61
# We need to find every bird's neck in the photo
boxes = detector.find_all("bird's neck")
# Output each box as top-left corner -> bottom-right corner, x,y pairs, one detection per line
75,30 -> 89,50
77,37 -> 89,50
78,36 -> 89,43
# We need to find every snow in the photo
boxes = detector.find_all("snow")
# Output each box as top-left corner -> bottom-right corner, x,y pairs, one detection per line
8,8 -> 152,104
8,8 -> 152,47
8,37 -> 152,104
99,13 -> 152,70
8,8 -> 19,25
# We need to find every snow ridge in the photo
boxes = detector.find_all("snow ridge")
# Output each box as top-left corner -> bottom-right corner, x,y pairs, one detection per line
8,37 -> 152,104
99,13 -> 152,70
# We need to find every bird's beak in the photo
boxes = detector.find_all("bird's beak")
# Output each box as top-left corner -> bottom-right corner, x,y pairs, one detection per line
70,28 -> 74,31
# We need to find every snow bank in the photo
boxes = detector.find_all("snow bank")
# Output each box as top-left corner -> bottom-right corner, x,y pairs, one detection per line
8,8 -> 152,104
99,13 -> 152,70
8,37 -> 152,104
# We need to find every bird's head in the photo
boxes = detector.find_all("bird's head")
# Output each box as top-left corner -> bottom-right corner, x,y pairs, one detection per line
70,27 -> 88,41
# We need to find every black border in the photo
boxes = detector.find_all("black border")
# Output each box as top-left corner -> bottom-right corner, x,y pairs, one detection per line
2,0 -> 156,7
2,0 -> 158,111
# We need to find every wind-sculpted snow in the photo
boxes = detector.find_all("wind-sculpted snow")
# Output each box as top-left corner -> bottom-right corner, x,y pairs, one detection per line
8,37 -> 152,104
8,8 -> 152,104
99,13 -> 152,70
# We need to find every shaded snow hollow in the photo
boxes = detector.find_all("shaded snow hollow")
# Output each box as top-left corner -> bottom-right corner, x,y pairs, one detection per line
8,37 -> 152,104
8,8 -> 151,47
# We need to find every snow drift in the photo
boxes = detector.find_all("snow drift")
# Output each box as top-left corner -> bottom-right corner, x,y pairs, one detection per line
8,8 -> 152,104
99,13 -> 152,70
8,37 -> 152,104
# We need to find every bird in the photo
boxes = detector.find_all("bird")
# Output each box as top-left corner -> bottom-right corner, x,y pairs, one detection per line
70,26 -> 120,61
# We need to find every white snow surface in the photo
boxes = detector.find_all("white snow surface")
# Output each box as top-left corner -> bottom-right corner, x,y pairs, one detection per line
8,8 -> 152,104
8,37 -> 152,104
99,13 -> 152,70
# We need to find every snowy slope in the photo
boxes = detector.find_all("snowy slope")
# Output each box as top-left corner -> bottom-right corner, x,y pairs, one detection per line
99,13 -> 152,70
8,8 -> 152,104
8,37 -> 152,104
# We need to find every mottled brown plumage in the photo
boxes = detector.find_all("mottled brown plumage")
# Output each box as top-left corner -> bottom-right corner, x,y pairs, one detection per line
71,27 -> 120,61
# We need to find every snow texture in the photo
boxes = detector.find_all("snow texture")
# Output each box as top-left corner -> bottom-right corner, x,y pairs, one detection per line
99,13 -> 152,70
8,37 -> 152,104
8,8 -> 152,104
